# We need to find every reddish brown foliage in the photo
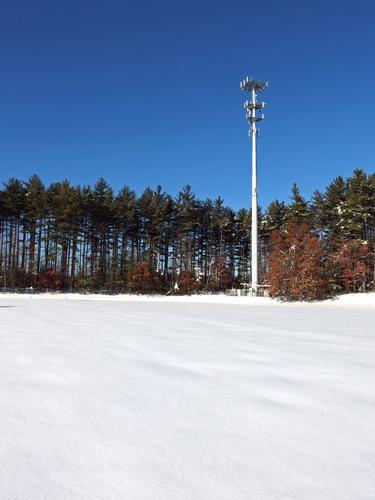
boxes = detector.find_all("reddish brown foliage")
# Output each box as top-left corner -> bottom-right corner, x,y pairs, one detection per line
177,270 -> 201,294
328,240 -> 373,293
268,224 -> 325,301
39,269 -> 63,290
209,258 -> 233,291
128,261 -> 160,294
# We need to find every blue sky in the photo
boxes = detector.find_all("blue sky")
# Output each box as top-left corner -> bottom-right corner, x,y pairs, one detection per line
0,0 -> 374,210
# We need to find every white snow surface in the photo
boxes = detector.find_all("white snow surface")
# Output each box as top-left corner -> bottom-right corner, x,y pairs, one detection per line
1,293 -> 374,499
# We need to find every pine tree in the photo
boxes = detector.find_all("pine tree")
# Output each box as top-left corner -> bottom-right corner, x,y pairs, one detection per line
174,185 -> 199,273
90,178 -> 114,288
324,176 -> 347,242
311,190 -> 328,239
24,175 -> 46,284
234,208 -> 250,284
262,200 -> 287,234
115,186 -> 138,285
286,183 -> 310,225
2,178 -> 26,288
340,169 -> 374,240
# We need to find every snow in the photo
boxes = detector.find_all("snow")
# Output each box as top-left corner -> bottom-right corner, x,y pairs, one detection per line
1,294 -> 374,499
2,290 -> 375,307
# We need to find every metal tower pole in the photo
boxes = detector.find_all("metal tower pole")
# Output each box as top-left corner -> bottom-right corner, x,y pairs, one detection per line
240,77 -> 268,296
251,87 -> 258,294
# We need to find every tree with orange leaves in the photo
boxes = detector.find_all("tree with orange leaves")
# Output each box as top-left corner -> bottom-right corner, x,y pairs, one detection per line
328,240 -> 373,293
268,224 -> 326,301
128,261 -> 161,294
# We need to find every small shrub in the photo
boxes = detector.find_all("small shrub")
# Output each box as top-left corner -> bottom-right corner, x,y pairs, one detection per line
177,270 -> 202,294
208,258 -> 233,291
39,269 -> 63,290
129,261 -> 161,294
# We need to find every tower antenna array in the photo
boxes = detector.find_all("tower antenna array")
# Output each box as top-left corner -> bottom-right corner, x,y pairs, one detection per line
240,76 -> 268,295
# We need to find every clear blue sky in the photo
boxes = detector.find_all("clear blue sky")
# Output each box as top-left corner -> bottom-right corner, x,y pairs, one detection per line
0,0 -> 374,210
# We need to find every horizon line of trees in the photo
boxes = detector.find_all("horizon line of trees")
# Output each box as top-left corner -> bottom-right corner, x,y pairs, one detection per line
0,168 -> 374,299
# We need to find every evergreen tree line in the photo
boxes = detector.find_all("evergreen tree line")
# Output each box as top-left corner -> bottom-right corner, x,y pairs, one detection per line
0,168 -> 374,297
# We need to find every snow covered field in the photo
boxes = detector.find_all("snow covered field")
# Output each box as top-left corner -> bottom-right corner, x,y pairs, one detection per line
1,294 -> 374,499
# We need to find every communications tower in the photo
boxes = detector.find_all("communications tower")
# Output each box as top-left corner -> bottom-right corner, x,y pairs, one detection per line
240,76 -> 268,295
